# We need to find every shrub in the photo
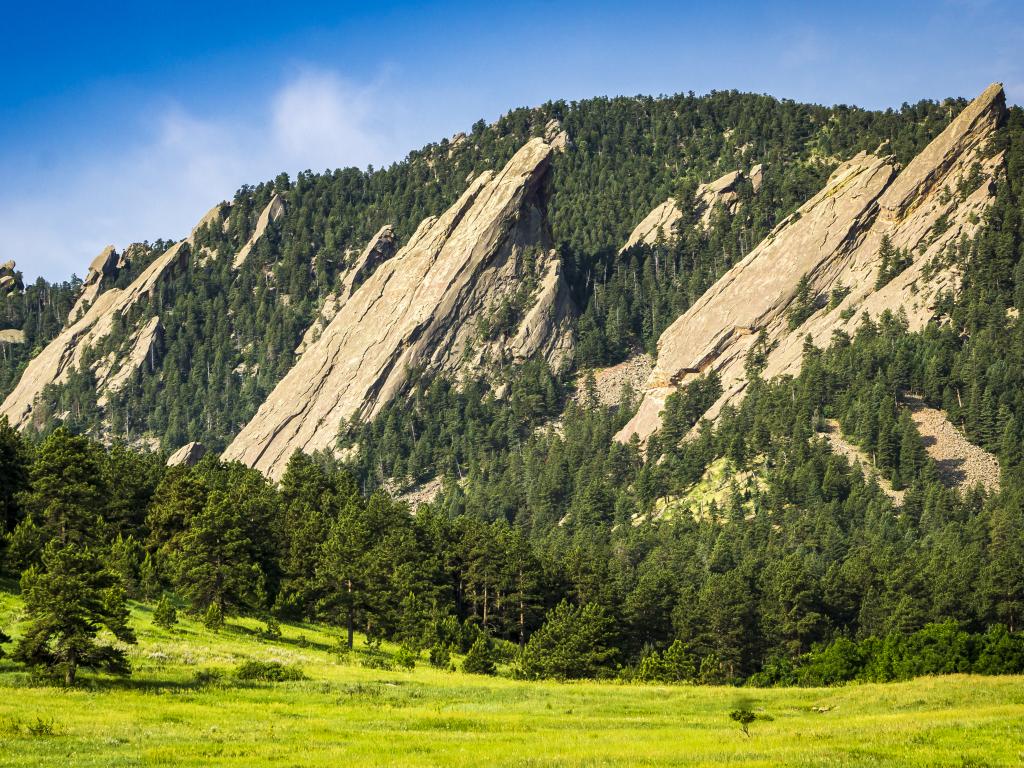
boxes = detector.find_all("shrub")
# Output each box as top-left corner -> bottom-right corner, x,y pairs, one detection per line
428,643 -> 452,669
263,616 -> 282,640
234,660 -> 305,682
463,635 -> 497,675
395,646 -> 417,670
191,668 -> 226,687
361,652 -> 395,671
153,594 -> 178,630
203,603 -> 224,632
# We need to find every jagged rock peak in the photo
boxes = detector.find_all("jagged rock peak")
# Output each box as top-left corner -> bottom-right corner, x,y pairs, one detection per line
0,260 -> 20,296
544,118 -> 569,152
233,194 -> 285,269
167,441 -> 207,467
69,245 -> 119,322
223,135 -> 574,478
1,228 -> 196,428
617,83 -> 1006,446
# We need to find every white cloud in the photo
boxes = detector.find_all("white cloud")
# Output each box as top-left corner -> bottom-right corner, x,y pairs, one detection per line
2,68 -> 408,282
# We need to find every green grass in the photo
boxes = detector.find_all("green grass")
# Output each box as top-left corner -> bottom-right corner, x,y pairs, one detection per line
1,590 -> 1023,767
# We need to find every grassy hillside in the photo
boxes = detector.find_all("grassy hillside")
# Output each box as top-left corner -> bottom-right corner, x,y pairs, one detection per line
1,590 -> 1022,767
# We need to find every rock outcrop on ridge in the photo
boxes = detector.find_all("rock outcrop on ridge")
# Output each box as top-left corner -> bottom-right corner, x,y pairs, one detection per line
223,136 -> 575,478
0,261 -> 21,296
68,246 -> 119,322
233,194 -> 285,268
167,441 -> 207,467
295,225 -> 399,356
617,83 -> 1006,445
0,239 -> 190,428
619,168 -> 751,253
0,201 -> 238,428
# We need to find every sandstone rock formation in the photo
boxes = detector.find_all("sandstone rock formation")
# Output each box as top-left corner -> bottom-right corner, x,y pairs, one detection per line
295,225 -> 398,356
618,83 -> 1006,445
69,246 -> 118,322
749,163 -> 764,193
167,441 -> 207,467
619,169 -> 749,253
0,260 -> 21,296
100,316 -> 162,401
224,136 -> 575,478
233,194 -> 285,268
694,170 -> 744,229
0,329 -> 25,345
0,237 -> 192,428
620,198 -> 684,253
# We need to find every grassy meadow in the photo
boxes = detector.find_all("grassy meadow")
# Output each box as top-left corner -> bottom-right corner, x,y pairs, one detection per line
1,590 -> 1022,767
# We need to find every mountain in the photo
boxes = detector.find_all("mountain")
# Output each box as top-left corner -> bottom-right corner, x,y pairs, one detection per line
3,81 -> 1024,694
0,85 -> 995,469
618,83 -> 1006,444
223,135 -> 574,477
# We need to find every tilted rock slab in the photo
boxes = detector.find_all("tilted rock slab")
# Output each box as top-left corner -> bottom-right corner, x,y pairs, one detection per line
1,240 -> 192,427
295,225 -> 399,356
619,169 -> 749,254
167,441 -> 207,467
69,245 -> 118,323
1,201 -> 235,428
232,194 -> 285,268
618,83 -> 1006,445
224,136 -> 574,478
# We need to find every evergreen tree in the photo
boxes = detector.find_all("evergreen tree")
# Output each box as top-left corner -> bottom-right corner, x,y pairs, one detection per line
14,541 -> 136,685
153,593 -> 178,629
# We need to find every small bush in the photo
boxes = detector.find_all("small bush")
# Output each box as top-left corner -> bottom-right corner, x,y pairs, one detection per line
463,635 -> 497,675
203,603 -> 224,632
153,594 -> 178,630
429,643 -> 452,669
263,617 -> 282,640
191,668 -> 226,687
395,646 -> 417,670
361,652 -> 395,671
234,660 -> 305,682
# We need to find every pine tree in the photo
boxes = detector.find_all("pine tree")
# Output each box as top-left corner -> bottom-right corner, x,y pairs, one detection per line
203,602 -> 224,632
153,593 -> 178,629
14,541 -> 136,685
462,633 -> 497,675
170,490 -> 267,617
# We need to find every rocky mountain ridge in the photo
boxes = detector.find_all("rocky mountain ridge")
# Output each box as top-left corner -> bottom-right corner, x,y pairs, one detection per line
617,83 -> 1006,445
222,134 -> 575,477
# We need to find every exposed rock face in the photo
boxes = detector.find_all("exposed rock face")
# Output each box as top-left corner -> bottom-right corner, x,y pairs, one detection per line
695,170 -> 744,229
100,316 -> 162,400
544,119 -> 569,153
233,194 -> 285,268
620,199 -> 683,253
167,441 -> 207,467
295,225 -> 398,357
0,329 -> 25,344
224,136 -> 575,478
619,169 -> 748,253
0,260 -> 21,296
1,237 -> 192,428
749,163 -> 764,193
618,83 -> 1006,445
69,246 -> 118,322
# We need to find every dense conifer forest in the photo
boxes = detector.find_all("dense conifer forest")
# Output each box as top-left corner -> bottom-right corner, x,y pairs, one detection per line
1,92 -> 1023,687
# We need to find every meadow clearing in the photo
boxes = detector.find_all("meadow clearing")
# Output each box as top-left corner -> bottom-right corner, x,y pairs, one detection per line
0,591 -> 1022,767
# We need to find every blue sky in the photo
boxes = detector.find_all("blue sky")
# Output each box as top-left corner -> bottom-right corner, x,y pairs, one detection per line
4,0 -> 1023,281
